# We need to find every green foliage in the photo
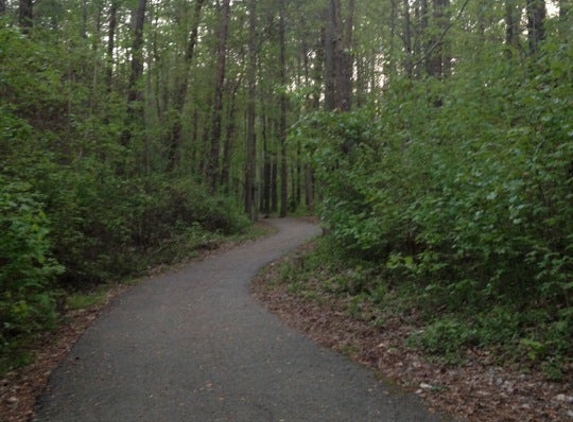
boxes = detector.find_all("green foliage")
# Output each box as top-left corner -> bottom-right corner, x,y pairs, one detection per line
295,39 -> 573,375
0,24 -> 251,372
0,177 -> 63,372
407,319 -> 478,363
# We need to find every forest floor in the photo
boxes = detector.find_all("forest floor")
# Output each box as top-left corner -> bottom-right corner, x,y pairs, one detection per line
2,224 -> 572,422
251,241 -> 573,422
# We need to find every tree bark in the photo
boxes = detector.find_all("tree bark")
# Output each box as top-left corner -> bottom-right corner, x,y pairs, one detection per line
261,116 -> 272,216
208,0 -> 231,194
402,0 -> 413,77
220,78 -> 240,190
325,0 -> 345,110
245,0 -> 257,220
167,0 -> 206,173
427,0 -> 448,78
340,0 -> 354,111
106,2 -> 119,93
128,0 -> 147,106
19,0 -> 33,33
527,0 -> 546,55
278,0 -> 288,217
505,0 -> 519,52
121,0 -> 147,151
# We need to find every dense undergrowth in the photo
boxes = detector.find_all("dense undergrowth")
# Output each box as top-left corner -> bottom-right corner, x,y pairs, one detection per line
0,25 -> 250,373
292,41 -> 572,380
277,237 -> 571,382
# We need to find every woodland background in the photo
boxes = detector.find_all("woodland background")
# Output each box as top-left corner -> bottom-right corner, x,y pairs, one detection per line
0,0 -> 571,381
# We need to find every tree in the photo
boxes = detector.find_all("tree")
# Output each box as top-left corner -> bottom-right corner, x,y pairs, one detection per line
106,1 -> 119,93
167,0 -> 206,173
19,0 -> 33,32
426,0 -> 450,78
245,0 -> 257,220
208,0 -> 231,193
527,0 -> 546,54
278,0 -> 288,217
121,0 -> 148,155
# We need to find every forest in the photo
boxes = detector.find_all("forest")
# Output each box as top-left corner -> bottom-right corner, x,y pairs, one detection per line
1,0 -> 571,385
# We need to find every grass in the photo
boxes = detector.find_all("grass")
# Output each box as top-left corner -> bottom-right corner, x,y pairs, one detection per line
66,287 -> 110,310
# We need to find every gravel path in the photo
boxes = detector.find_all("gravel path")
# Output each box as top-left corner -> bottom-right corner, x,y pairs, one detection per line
33,218 -> 451,422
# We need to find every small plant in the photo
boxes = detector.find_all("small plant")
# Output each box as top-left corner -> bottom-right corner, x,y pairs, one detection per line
407,318 -> 478,363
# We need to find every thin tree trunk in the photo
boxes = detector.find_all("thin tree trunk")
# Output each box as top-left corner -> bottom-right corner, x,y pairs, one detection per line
305,164 -> 314,212
262,129 -> 272,216
271,153 -> 278,214
106,2 -> 119,93
208,0 -> 230,194
402,0 -> 413,77
220,78 -> 240,189
128,0 -> 147,106
81,0 -> 88,38
419,0 -> 429,76
19,0 -> 33,33
527,0 -> 546,54
427,0 -> 445,78
121,0 -> 147,151
325,0 -> 345,111
167,0 -> 206,173
245,0 -> 257,220
0,0 -> 6,15
505,0 -> 519,53
339,0 -> 354,111
278,0 -> 288,217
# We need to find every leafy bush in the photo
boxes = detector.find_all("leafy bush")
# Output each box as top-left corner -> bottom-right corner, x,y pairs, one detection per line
0,177 -> 63,371
295,40 -> 573,373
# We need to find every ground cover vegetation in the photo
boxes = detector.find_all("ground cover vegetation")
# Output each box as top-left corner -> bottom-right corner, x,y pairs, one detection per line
290,1 -> 572,383
0,0 -> 571,410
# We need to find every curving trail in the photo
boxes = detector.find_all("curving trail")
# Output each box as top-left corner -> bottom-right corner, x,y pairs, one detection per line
34,218 -> 451,422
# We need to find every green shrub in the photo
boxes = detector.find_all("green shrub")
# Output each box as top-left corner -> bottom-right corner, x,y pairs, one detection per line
0,177 -> 63,371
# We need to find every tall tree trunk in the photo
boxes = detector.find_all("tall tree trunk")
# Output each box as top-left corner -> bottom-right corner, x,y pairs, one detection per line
245,0 -> 257,220
128,0 -> 147,106
325,0 -> 347,111
419,0 -> 429,77
505,0 -> 519,54
167,0 -> 206,173
19,0 -> 33,33
220,78 -> 240,189
208,0 -> 230,194
339,0 -> 354,111
121,0 -> 147,151
278,0 -> 288,217
261,115 -> 272,216
0,0 -> 6,15
106,2 -> 119,93
271,153 -> 278,213
81,0 -> 88,38
527,0 -> 546,55
427,0 -> 448,78
402,0 -> 413,77
559,0 -> 571,39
